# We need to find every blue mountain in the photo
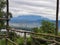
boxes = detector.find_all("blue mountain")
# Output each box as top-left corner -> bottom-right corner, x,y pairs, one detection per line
9,15 -> 60,31
10,15 -> 49,23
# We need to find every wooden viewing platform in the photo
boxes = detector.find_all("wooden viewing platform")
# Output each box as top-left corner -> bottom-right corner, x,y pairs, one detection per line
1,29 -> 60,45
0,0 -> 59,45
0,28 -> 59,45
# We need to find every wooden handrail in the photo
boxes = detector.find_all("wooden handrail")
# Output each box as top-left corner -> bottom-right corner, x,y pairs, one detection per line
10,29 -> 31,33
0,34 -> 7,36
0,34 -> 8,38
34,33 -> 60,38
0,18 -> 9,20
8,28 -> 60,44
0,36 -> 8,38
9,29 -> 60,38
6,38 -> 18,45
32,36 -> 60,44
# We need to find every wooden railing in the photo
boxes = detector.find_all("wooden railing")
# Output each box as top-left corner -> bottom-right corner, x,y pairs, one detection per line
0,28 -> 60,45
0,34 -> 18,45
6,38 -> 18,45
8,29 -> 60,45
0,18 -> 10,20
0,34 -> 7,38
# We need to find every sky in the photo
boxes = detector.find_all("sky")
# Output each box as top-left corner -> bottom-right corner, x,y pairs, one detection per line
9,0 -> 60,20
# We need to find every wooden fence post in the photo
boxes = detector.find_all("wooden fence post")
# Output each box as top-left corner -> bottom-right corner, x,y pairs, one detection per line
24,32 -> 27,45
6,0 -> 9,45
31,33 -> 35,45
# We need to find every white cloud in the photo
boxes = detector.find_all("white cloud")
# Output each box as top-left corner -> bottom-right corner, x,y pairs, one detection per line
9,0 -> 60,20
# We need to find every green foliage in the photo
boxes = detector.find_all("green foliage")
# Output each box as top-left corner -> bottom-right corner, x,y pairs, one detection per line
5,32 -> 31,45
16,37 -> 31,45
40,20 -> 56,34
9,32 -> 17,41
0,0 -> 12,30
58,32 -> 60,35
0,0 -> 6,10
0,39 -> 6,45
33,20 -> 56,34
0,0 -> 5,30
27,37 -> 31,45
32,27 -> 39,33
16,37 -> 24,45
32,20 -> 56,45
0,0 -> 6,29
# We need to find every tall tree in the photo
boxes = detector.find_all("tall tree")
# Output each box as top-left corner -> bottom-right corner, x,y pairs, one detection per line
0,0 -> 6,29
0,0 -> 12,30
40,20 -> 56,34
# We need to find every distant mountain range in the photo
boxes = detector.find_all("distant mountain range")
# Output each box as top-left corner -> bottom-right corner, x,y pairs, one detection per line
9,15 -> 60,31
10,15 -> 50,23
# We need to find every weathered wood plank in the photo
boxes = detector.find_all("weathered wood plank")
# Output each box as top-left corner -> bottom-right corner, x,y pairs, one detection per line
6,38 -> 18,45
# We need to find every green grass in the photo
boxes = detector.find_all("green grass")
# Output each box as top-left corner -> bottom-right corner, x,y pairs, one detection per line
0,38 -> 14,45
58,32 -> 60,35
0,38 -> 6,45
16,37 -> 24,45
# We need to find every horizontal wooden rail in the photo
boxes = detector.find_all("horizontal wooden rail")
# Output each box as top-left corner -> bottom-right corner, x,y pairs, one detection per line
0,34 -> 8,38
8,28 -> 60,44
6,38 -> 18,45
32,36 -> 60,44
0,34 -> 7,36
0,18 -> 10,20
10,29 -> 31,33
9,29 -> 60,38
0,36 -> 8,38
34,33 -> 60,38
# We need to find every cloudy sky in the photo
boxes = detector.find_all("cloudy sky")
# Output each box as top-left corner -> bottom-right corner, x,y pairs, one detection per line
9,0 -> 60,20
